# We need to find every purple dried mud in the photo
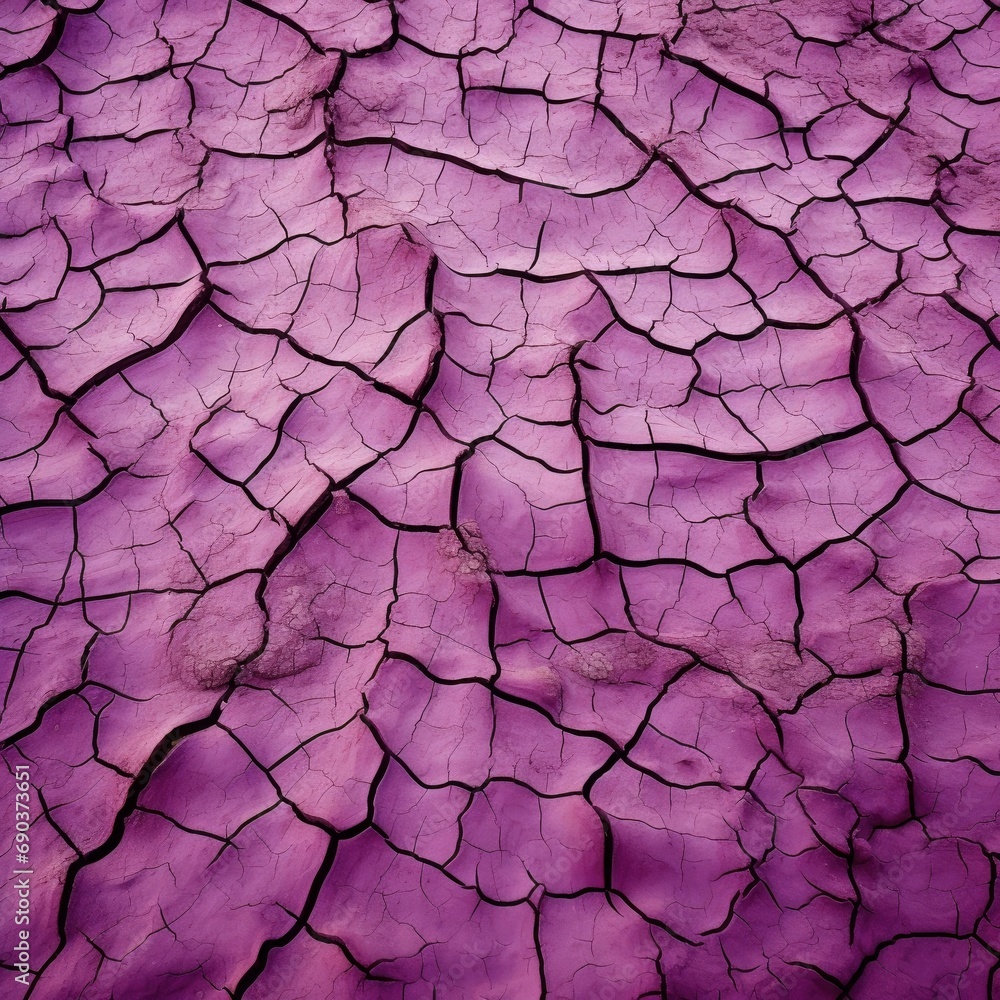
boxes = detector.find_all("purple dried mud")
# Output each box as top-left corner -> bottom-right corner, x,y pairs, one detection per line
2,0 -> 1000,997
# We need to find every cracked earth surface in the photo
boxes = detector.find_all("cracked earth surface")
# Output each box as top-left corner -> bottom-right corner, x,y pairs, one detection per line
2,0 -> 1000,997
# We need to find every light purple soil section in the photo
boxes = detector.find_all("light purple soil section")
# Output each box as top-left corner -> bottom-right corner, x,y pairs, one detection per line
2,0 -> 1000,997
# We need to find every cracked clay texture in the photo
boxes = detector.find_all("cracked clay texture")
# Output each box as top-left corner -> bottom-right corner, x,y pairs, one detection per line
2,0 -> 1000,997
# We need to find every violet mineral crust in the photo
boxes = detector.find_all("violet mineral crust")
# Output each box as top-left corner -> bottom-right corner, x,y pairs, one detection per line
1,0 -> 999,997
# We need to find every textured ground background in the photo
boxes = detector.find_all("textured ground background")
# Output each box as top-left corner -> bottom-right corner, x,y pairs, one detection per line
2,0 -> 1000,997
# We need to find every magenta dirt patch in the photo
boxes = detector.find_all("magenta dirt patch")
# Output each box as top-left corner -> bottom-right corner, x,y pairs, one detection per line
2,0 -> 999,997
